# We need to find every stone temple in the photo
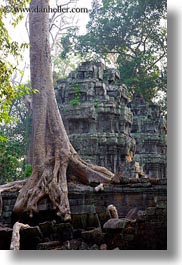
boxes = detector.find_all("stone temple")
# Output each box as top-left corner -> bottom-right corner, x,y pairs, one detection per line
56,61 -> 167,179
0,61 -> 167,250
130,94 -> 167,179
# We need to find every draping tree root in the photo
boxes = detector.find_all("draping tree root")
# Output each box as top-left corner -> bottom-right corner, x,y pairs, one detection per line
10,222 -> 30,250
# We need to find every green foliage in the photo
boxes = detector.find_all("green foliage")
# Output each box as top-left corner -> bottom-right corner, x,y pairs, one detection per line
52,51 -> 82,86
70,99 -> 80,106
0,0 -> 30,123
23,163 -> 32,178
0,1 -> 39,184
0,135 -> 28,184
0,93 -> 32,184
94,99 -> 99,112
61,0 -> 167,106
70,83 -> 81,106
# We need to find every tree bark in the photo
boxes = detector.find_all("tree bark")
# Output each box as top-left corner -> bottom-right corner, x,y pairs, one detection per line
13,0 -> 113,221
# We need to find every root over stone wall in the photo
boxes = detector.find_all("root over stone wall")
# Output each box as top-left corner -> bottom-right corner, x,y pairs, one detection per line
0,181 -> 166,250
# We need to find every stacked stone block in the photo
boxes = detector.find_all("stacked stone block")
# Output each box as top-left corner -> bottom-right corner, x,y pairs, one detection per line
130,93 -> 167,178
56,61 -> 135,173
56,61 -> 167,178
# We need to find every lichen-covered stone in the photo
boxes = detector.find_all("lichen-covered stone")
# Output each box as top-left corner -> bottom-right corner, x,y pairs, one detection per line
0,193 -> 167,250
56,61 -> 167,179
56,61 -> 136,173
130,93 -> 167,179
81,228 -> 104,245
103,218 -> 131,230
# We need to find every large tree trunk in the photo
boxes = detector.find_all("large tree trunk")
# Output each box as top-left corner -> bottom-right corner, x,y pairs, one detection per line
13,0 -> 113,221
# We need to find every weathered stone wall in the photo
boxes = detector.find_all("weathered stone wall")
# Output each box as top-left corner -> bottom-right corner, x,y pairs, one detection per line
103,202 -> 167,250
56,61 -> 167,178
56,61 -> 136,173
130,94 -> 167,178
0,180 -> 167,227
0,181 -> 167,250
0,61 -> 167,250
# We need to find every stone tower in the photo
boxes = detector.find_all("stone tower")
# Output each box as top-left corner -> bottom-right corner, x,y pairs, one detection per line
56,61 -> 167,178
56,61 -> 136,173
130,94 -> 167,178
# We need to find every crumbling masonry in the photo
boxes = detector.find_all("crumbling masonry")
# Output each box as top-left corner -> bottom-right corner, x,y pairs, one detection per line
56,61 -> 167,179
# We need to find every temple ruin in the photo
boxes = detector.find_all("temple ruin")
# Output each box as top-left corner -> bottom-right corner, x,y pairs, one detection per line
56,61 -> 167,179
0,61 -> 167,250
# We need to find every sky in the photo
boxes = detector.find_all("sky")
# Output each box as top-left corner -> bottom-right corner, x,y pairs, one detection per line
6,0 -> 93,83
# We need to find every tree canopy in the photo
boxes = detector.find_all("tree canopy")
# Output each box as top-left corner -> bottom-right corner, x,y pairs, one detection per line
61,0 -> 167,105
0,0 -> 30,124
0,0 -> 32,183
